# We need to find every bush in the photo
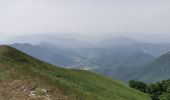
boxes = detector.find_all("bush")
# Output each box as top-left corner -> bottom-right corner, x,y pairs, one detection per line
129,80 -> 147,92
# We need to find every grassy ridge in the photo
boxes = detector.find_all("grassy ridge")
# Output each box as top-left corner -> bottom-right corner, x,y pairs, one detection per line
0,45 -> 151,100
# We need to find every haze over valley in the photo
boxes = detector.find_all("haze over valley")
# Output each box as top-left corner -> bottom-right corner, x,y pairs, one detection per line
1,0 -> 170,100
5,33 -> 170,83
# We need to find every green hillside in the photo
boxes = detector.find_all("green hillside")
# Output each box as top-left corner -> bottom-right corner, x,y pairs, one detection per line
0,45 -> 150,100
121,52 -> 170,83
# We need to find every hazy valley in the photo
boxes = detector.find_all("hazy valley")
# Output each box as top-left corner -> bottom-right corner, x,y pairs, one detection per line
1,0 -> 170,99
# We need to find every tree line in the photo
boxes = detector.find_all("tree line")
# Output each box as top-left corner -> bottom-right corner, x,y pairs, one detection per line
129,79 -> 170,100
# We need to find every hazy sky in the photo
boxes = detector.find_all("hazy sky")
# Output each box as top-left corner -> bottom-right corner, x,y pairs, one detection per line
0,0 -> 170,39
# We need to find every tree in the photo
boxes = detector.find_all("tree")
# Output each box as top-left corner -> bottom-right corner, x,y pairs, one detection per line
129,79 -> 170,100
129,80 -> 147,92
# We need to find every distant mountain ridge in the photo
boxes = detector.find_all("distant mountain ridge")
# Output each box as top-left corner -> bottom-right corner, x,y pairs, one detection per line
127,52 -> 170,83
11,42 -> 156,68
112,52 -> 170,83
100,37 -> 136,47
11,43 -> 78,67
9,36 -> 170,83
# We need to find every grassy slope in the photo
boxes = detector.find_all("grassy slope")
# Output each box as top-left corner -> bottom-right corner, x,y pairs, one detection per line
0,45 -> 151,100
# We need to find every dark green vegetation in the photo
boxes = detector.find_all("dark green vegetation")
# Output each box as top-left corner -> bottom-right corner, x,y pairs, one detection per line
129,79 -> 170,100
0,45 -> 151,100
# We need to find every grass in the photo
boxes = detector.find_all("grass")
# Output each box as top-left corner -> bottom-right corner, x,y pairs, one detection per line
0,45 -> 151,100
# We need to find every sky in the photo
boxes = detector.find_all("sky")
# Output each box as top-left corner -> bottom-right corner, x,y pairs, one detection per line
0,0 -> 170,40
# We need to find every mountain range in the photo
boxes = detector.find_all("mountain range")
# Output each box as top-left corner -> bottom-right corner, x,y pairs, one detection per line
0,45 -> 151,100
9,36 -> 170,83
114,52 -> 170,83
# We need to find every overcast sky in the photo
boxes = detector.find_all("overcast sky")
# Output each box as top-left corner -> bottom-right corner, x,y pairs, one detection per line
0,0 -> 170,40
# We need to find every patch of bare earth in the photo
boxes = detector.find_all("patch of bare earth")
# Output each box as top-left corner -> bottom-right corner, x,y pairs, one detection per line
0,80 -> 68,100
